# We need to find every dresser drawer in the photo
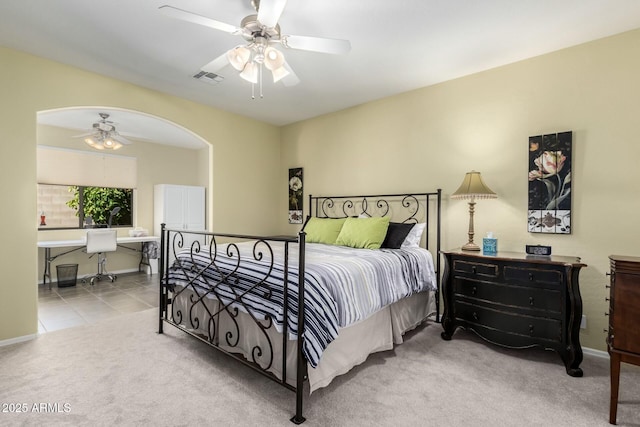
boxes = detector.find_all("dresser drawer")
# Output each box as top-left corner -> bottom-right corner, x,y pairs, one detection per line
611,271 -> 640,354
454,301 -> 563,342
504,266 -> 563,286
452,260 -> 499,278
453,279 -> 562,314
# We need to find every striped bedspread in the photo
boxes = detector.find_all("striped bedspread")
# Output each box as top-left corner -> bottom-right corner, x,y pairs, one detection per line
167,241 -> 436,368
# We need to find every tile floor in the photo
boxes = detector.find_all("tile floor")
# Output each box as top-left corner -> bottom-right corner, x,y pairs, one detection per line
37,271 -> 159,333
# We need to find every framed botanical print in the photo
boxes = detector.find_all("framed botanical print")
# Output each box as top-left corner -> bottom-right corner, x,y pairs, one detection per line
288,167 -> 303,224
527,131 -> 572,233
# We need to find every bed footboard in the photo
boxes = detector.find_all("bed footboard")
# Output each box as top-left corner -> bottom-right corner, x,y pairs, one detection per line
158,225 -> 308,423
157,190 -> 442,425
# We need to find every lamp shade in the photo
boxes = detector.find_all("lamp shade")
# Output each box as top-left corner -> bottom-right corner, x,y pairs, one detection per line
227,46 -> 251,71
451,171 -> 497,200
104,138 -> 123,150
239,61 -> 259,83
84,136 -> 100,149
264,46 -> 285,70
270,65 -> 290,83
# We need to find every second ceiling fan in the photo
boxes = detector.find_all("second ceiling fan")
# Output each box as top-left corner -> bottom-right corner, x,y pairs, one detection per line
160,0 -> 351,96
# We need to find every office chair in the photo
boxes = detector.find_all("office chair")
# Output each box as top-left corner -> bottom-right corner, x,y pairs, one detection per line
84,229 -> 118,285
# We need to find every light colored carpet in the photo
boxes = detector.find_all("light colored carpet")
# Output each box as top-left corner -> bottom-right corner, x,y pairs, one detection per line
1,308 -> 638,426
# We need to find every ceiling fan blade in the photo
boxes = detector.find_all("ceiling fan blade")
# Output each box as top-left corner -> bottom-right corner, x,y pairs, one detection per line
257,0 -> 288,28
72,132 -> 93,138
159,5 -> 239,34
112,134 -> 133,145
281,35 -> 351,55
201,52 -> 230,73
280,61 -> 299,87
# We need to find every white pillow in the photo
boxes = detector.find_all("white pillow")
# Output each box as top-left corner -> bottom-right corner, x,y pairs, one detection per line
401,223 -> 426,248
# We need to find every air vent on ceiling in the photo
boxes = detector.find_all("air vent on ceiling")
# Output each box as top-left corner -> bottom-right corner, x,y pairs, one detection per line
192,71 -> 224,85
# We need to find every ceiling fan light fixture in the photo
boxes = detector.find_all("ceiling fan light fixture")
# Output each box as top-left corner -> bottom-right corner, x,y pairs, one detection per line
264,46 -> 285,70
161,2 -> 352,97
271,65 -> 289,83
77,113 -> 132,150
227,46 -> 251,71
239,61 -> 259,83
86,137 -> 105,150
103,136 -> 123,150
84,136 -> 99,148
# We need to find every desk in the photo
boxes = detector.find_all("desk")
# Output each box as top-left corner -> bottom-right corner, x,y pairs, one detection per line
38,236 -> 160,286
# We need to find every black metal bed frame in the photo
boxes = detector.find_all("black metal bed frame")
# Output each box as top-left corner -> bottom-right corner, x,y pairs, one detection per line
158,190 -> 441,424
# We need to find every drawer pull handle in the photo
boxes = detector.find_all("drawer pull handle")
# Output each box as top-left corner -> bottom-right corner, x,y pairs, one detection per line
605,285 -> 611,289
471,286 -> 477,295
472,266 -> 477,274
605,297 -> 610,302
605,312 -> 609,317
529,296 -> 534,306
472,312 -> 479,321
528,273 -> 534,281
529,325 -> 534,335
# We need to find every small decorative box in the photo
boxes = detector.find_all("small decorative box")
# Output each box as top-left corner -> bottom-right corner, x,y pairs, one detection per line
483,237 -> 498,255
526,245 -> 552,256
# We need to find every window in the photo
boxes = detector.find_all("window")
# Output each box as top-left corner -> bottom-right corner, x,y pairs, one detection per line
38,184 -> 133,230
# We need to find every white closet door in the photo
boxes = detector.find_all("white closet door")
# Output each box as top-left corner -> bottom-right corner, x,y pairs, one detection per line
155,184 -> 206,266
184,186 -> 205,231
164,185 -> 186,229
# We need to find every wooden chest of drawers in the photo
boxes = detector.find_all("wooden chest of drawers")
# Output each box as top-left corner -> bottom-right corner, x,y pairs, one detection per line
607,255 -> 640,424
441,249 -> 586,377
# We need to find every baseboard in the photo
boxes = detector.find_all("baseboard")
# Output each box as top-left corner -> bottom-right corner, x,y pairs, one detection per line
583,346 -> 609,360
0,333 -> 37,348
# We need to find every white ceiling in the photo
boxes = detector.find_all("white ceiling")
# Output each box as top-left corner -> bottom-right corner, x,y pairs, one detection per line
3,0 -> 640,144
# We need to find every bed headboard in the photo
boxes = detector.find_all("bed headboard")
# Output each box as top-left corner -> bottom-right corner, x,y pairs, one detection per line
308,190 -> 442,320
308,191 -> 441,250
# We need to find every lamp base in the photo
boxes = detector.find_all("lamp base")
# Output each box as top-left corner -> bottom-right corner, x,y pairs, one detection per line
461,242 -> 481,251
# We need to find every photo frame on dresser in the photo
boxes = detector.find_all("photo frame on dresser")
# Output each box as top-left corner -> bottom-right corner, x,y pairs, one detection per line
527,131 -> 572,234
288,167 -> 303,224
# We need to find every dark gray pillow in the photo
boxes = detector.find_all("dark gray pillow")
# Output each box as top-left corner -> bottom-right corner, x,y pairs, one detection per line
381,222 -> 415,249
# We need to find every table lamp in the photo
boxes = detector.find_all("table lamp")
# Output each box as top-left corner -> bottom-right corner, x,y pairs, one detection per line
451,171 -> 497,251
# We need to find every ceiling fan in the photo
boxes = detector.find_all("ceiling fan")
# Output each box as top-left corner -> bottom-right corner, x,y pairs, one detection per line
74,113 -> 133,150
159,0 -> 351,97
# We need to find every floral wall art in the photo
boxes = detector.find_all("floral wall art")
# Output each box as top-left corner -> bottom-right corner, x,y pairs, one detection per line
528,131 -> 572,233
288,167 -> 303,224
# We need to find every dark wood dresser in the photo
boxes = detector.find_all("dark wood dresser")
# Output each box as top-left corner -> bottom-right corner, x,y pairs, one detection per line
441,249 -> 586,376
607,255 -> 640,425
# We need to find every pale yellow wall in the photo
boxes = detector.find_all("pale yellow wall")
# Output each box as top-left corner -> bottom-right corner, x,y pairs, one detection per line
0,46 -> 280,341
5,28 -> 640,352
35,124 -> 206,278
280,29 -> 640,351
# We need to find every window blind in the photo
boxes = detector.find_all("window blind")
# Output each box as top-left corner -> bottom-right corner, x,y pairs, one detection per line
37,145 -> 137,188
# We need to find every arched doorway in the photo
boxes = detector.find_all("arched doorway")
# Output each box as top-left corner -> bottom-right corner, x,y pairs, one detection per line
35,106 -> 213,333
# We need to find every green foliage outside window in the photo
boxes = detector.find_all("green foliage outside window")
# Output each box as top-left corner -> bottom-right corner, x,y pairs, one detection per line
66,186 -> 133,226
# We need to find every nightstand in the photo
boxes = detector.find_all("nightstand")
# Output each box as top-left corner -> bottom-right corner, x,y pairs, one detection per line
441,249 -> 586,376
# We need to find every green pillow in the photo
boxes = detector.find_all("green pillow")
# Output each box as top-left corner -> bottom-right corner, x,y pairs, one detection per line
335,216 -> 390,249
303,217 -> 346,244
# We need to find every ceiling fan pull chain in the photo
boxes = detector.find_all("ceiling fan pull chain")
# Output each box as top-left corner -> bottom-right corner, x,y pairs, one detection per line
259,63 -> 264,98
